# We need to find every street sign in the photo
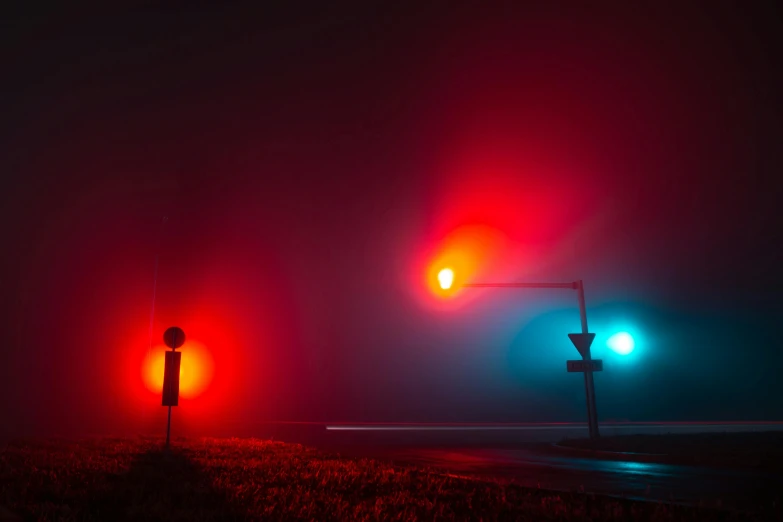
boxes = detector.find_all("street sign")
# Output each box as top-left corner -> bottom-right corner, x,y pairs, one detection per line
567,359 -> 603,372
164,326 -> 186,349
568,333 -> 595,358
162,326 -> 186,449
162,351 -> 182,406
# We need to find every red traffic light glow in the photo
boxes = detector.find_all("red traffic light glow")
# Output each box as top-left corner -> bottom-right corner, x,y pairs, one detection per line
142,340 -> 214,399
437,268 -> 454,290
413,130 -> 602,311
419,224 -> 510,306
115,247 -> 294,436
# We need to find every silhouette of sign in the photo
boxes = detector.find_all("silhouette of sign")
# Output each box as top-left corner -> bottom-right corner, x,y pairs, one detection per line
568,333 -> 596,358
162,351 -> 182,406
163,326 -> 185,349
567,359 -> 603,372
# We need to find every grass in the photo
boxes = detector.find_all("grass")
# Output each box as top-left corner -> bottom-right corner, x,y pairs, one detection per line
0,437 -> 772,521
558,431 -> 783,470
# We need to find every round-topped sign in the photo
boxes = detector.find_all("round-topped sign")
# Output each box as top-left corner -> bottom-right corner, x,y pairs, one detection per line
163,326 -> 186,349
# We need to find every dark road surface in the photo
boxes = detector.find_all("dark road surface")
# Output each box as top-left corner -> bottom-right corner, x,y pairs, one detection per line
337,445 -> 781,512
253,422 -> 783,513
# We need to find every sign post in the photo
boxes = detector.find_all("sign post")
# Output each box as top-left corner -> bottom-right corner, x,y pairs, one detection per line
567,280 -> 600,439
462,279 -> 602,439
162,326 -> 185,449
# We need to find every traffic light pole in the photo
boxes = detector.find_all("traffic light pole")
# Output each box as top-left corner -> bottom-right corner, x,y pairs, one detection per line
576,280 -> 600,439
161,326 -> 185,451
165,403 -> 172,450
165,345 -> 174,451
463,280 -> 600,439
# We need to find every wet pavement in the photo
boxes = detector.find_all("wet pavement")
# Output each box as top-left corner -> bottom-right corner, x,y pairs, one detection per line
209,421 -> 783,513
291,423 -> 783,514
334,445 -> 782,512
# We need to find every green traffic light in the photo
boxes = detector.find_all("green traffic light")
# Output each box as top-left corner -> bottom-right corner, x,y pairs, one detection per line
607,332 -> 635,355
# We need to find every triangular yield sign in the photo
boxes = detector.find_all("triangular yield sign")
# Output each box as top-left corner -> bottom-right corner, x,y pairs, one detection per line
568,333 -> 596,358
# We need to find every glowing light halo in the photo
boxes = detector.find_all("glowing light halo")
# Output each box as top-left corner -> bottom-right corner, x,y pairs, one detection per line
424,224 -> 510,300
142,340 -> 214,398
438,268 -> 454,290
607,332 -> 635,355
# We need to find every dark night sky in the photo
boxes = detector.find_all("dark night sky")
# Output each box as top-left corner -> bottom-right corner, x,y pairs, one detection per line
1,2 -> 782,436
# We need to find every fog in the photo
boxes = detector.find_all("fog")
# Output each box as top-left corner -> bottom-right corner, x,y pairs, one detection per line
1,3 -> 781,437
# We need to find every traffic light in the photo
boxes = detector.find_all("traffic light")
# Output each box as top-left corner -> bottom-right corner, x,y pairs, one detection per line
607,331 -> 635,355
438,268 -> 454,290
424,224 -> 509,299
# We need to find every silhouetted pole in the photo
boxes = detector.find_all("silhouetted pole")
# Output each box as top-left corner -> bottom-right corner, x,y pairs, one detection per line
576,280 -> 599,439
463,280 -> 600,439
164,342 -> 174,450
165,396 -> 172,450
162,326 -> 185,450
